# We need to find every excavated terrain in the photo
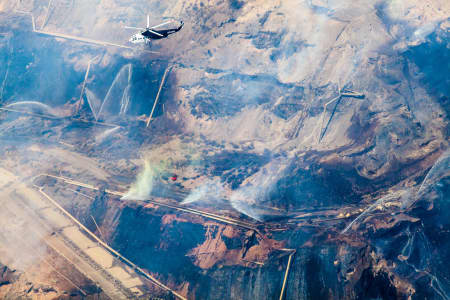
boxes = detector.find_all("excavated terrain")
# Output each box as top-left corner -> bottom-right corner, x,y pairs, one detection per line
0,0 -> 449,299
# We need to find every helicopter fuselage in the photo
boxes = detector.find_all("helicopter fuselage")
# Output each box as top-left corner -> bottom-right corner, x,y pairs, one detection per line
129,23 -> 183,44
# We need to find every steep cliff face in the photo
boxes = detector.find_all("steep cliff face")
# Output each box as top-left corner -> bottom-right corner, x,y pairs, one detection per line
0,0 -> 449,299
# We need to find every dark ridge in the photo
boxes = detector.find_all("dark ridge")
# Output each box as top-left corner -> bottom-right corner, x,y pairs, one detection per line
355,268 -> 398,300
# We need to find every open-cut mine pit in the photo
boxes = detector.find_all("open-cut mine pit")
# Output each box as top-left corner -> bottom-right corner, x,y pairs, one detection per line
0,0 -> 449,299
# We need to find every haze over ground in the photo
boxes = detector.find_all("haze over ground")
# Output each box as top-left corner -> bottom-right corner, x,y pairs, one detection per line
0,0 -> 449,299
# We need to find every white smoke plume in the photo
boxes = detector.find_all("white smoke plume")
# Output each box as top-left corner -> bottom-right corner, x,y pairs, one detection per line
229,186 -> 265,222
95,126 -> 121,144
417,150 -> 450,198
182,157 -> 290,221
181,177 -> 225,205
229,157 -> 289,220
122,159 -> 158,200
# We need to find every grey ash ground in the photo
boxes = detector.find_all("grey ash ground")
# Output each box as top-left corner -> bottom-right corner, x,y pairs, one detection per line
0,0 -> 449,299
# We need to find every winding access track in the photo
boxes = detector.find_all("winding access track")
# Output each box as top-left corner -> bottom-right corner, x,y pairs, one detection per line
14,11 -> 159,54
35,173 -> 260,233
0,170 -> 140,299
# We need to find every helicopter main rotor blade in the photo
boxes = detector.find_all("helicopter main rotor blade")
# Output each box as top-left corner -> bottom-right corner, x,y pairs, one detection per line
150,20 -> 173,29
124,26 -> 145,30
148,29 -> 164,37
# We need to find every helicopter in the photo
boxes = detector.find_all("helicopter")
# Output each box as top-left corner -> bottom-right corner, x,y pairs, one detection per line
126,15 -> 184,44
